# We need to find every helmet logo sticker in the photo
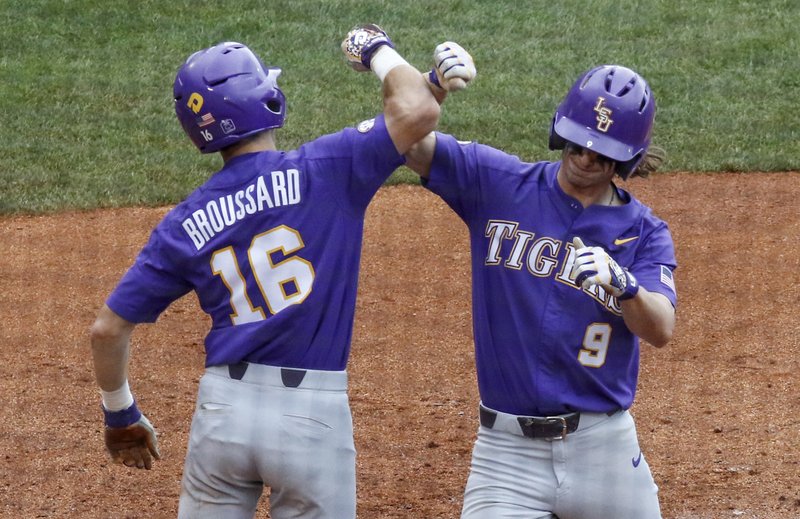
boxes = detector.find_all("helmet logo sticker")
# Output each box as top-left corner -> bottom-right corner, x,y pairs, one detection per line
187,93 -> 204,114
593,96 -> 614,132
197,113 -> 215,127
221,119 -> 236,134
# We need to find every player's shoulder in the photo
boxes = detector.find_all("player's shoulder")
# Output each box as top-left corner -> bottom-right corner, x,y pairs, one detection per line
619,193 -> 675,255
437,132 -> 553,179
299,114 -> 391,161
156,173 -> 228,237
623,190 -> 670,229
152,198 -> 195,244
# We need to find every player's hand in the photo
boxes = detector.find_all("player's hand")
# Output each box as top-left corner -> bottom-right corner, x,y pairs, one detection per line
104,413 -> 161,470
571,237 -> 639,300
429,41 -> 476,91
341,24 -> 394,72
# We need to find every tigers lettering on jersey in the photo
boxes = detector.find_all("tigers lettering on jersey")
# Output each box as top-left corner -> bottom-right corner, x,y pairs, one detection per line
485,219 -> 623,315
182,169 -> 302,251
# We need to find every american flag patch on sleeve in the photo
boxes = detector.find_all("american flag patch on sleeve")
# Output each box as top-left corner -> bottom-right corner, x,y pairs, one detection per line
660,265 -> 676,292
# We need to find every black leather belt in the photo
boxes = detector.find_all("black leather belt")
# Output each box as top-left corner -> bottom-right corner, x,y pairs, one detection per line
227,362 -> 307,388
479,405 -> 580,440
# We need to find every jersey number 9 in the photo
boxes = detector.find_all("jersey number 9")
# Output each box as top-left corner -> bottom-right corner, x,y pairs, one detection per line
578,323 -> 611,368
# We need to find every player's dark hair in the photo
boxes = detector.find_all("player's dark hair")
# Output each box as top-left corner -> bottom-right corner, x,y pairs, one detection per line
628,145 -> 666,178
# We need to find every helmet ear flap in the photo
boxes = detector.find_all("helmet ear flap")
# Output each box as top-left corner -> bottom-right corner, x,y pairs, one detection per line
548,116 -> 567,151
615,152 -> 643,180
261,67 -> 286,119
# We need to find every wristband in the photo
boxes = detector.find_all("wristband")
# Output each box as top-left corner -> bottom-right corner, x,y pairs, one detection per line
617,270 -> 640,300
427,68 -> 443,88
370,46 -> 410,82
100,379 -> 134,411
102,400 -> 142,428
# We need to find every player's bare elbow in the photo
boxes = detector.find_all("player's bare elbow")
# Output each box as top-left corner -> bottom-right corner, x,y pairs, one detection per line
421,98 -> 441,129
404,98 -> 440,136
90,305 -> 134,349
635,291 -> 676,348
387,103 -> 439,155
648,328 -> 673,348
646,314 -> 675,348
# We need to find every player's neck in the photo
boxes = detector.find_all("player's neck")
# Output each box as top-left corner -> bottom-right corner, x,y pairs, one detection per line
221,131 -> 277,163
557,173 -> 617,208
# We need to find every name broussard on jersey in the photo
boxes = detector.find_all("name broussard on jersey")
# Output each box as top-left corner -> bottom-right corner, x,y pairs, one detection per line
182,169 -> 302,251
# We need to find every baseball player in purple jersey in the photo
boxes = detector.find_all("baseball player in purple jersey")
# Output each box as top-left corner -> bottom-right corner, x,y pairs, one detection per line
403,61 -> 677,518
88,26 -> 474,518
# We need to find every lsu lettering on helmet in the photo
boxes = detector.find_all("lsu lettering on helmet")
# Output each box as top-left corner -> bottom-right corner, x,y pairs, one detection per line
173,42 -> 286,153
548,65 -> 655,179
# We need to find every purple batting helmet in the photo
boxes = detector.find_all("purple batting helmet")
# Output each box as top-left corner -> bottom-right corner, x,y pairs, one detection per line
173,42 -> 286,153
549,65 -> 655,179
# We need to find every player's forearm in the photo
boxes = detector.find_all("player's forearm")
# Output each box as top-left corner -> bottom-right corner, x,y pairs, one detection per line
90,305 -> 135,391
620,289 -> 675,347
382,61 -> 440,154
423,71 -> 449,104
404,132 -> 437,179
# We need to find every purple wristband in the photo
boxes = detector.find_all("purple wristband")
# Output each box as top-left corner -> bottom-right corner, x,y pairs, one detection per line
428,68 -> 442,88
103,401 -> 142,428
617,271 -> 640,300
361,39 -> 394,69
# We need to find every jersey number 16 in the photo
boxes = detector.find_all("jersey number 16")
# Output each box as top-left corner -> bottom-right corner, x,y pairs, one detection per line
211,225 -> 315,325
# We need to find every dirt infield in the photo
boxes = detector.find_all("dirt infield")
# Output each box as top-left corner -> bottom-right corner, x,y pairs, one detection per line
0,172 -> 797,518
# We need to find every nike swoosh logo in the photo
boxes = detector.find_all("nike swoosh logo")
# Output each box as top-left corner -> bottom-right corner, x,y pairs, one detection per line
614,236 -> 639,246
632,451 -> 643,468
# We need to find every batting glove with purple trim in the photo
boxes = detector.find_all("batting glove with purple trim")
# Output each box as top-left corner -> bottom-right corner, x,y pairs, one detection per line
341,24 -> 394,71
572,237 -> 639,300
428,41 -> 476,91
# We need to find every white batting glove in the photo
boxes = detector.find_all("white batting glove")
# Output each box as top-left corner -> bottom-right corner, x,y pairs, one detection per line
572,237 -> 639,300
428,41 -> 476,91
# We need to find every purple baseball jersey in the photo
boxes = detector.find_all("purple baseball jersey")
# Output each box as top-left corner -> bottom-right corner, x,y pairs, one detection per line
107,115 -> 402,370
425,133 -> 678,416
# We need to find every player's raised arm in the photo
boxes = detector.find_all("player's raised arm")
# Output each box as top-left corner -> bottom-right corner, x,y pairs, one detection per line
342,24 -> 439,155
405,41 -> 476,178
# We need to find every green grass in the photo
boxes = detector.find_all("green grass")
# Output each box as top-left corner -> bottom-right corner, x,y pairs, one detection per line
1,0 -> 798,213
